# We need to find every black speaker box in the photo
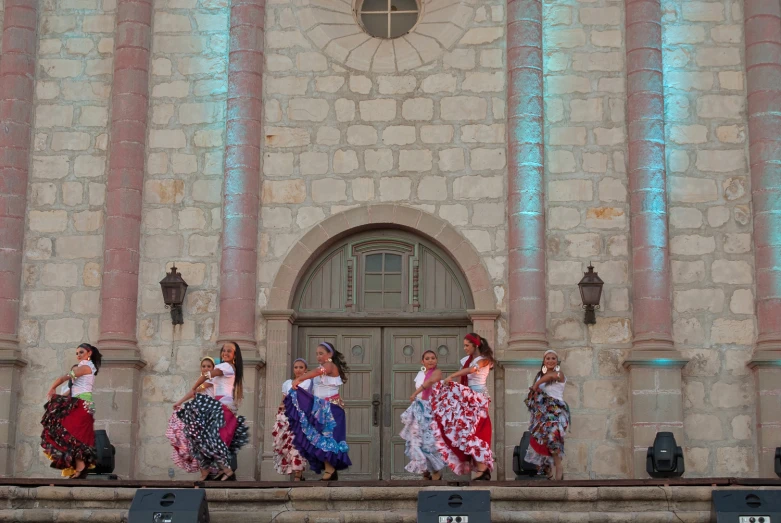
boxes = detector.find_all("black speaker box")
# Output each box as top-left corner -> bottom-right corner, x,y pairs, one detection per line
129,489 -> 209,523
93,429 -> 115,474
417,490 -> 491,523
711,490 -> 781,523
513,431 -> 540,478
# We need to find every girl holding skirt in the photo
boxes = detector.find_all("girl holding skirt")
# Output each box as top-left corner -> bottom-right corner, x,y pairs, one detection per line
177,341 -> 249,481
525,349 -> 569,480
431,333 -> 495,480
41,343 -> 103,478
166,356 -> 216,474
272,358 -> 311,480
400,349 -> 446,480
285,342 -> 351,481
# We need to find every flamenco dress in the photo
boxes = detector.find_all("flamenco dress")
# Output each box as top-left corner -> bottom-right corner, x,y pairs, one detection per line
399,367 -> 446,474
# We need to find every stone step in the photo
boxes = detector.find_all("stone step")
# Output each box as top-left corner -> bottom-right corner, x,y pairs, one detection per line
0,485 -> 777,523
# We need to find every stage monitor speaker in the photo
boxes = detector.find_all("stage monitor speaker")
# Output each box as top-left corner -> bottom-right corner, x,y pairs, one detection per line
129,489 -> 209,523
417,490 -> 490,523
711,490 -> 781,523
512,431 -> 540,478
93,429 -> 116,475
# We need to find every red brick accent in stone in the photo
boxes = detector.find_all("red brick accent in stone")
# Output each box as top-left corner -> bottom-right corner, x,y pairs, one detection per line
506,0 -> 548,351
745,0 -> 781,353
626,0 -> 674,351
0,0 -> 38,351
98,0 -> 153,353
217,0 -> 266,350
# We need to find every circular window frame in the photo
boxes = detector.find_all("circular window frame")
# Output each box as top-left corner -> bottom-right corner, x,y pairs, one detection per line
353,0 -> 423,40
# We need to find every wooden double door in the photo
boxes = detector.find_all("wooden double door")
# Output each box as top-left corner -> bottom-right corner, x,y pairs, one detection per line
297,325 -> 467,480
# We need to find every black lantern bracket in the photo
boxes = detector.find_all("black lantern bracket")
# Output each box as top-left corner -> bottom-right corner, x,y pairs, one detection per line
160,265 -> 189,326
578,262 -> 604,325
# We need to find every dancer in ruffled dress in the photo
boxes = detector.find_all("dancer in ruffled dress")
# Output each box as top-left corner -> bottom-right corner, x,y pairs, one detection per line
166,356 -> 216,474
430,333 -> 495,480
176,342 -> 249,481
400,349 -> 446,480
41,343 -> 103,478
285,341 -> 351,481
525,349 -> 569,480
272,358 -> 311,480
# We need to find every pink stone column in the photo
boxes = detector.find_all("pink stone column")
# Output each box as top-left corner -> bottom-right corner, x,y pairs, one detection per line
745,0 -> 781,476
0,0 -> 37,355
624,0 -> 687,478
216,0 -> 265,352
625,0 -> 674,353
506,0 -> 547,354
95,0 -> 153,479
98,0 -> 153,355
0,0 -> 36,475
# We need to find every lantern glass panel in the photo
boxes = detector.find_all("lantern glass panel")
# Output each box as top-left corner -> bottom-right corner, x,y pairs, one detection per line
580,284 -> 601,306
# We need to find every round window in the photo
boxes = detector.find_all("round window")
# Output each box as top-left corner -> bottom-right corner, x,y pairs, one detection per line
356,0 -> 420,39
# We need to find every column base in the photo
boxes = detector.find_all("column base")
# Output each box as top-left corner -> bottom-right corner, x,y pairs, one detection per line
506,334 -> 548,353
630,334 -> 676,353
0,349 -> 26,476
750,350 -> 781,477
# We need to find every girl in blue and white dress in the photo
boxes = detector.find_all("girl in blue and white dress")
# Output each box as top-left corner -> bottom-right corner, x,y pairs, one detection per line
177,342 -> 249,481
400,349 -> 446,480
272,358 -> 312,480
285,342 -> 352,481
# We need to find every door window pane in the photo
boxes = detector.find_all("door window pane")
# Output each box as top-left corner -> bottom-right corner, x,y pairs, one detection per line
365,292 -> 383,310
384,274 -> 401,291
384,253 -> 402,272
384,293 -> 401,309
361,13 -> 388,38
366,253 -> 383,272
362,252 -> 405,310
362,0 -> 387,11
389,13 -> 417,37
365,274 -> 383,291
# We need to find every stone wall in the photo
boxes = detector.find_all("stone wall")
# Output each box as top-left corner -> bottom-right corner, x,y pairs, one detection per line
542,0 -> 634,478
7,0 -> 763,480
14,0 -> 117,476
662,0 -> 756,477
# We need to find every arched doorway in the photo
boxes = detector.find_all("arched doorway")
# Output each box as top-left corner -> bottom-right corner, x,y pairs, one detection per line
261,204 -> 499,481
293,229 -> 472,480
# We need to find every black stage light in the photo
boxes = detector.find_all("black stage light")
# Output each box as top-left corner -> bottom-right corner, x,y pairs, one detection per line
129,489 -> 209,523
646,431 -> 684,478
775,447 -> 780,478
711,490 -> 781,523
90,429 -> 118,480
513,431 -> 543,479
417,490 -> 490,523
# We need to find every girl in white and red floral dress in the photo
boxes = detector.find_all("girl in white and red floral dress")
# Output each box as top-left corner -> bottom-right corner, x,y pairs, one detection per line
272,358 -> 311,480
430,333 -> 495,480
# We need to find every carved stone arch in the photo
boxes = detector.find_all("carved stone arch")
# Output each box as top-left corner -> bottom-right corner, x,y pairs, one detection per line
267,204 -> 494,311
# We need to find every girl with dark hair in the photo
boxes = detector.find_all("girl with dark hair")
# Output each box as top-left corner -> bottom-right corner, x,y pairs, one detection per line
285,341 -> 352,481
176,342 -> 249,481
430,333 -> 495,480
41,343 -> 103,478
525,349 -> 569,480
400,349 -> 446,480
272,358 -> 311,480
166,356 -> 216,474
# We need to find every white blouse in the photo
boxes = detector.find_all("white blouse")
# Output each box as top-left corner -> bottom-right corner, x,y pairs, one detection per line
71,360 -> 96,397
212,362 -> 236,405
540,377 -> 566,401
313,373 -> 343,399
282,378 -> 312,395
462,355 -> 491,389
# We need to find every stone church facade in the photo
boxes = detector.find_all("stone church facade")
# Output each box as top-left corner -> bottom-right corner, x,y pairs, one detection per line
0,0 -> 778,480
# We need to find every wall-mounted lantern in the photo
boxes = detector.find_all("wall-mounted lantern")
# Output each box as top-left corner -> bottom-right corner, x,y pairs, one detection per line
578,263 -> 604,325
160,265 -> 188,325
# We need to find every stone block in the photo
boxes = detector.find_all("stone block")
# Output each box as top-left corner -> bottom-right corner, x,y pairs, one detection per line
672,260 -> 706,283
548,260 -> 583,285
73,210 -> 104,232
459,27 -> 503,45
71,290 -> 100,315
549,180 -> 592,202
711,319 -> 754,345
261,207 -> 293,229
585,207 -> 626,229
711,260 -> 752,284
480,49 -> 503,68
453,176 -> 502,199
438,149 -> 465,172
74,155 -> 106,178
381,126 -> 415,146
359,99 -> 396,121
462,230 -> 491,253
296,52 -> 328,72
470,148 -> 505,171
440,96 -> 487,121
188,235 -> 219,257
349,75 -> 372,94
296,207 -> 326,229
421,125 -> 454,144
379,178 -> 412,202
564,233 -> 600,257
312,179 -> 347,203
145,179 -> 185,204
715,447 -> 753,475
589,318 -> 631,344
607,235 -> 628,256
334,99 -> 355,122
41,264 -> 78,287
24,290 -> 66,315
670,207 -> 702,228
674,288 -> 724,313
730,289 -> 753,314
724,233 -> 750,254
262,180 -> 306,204
364,149 -> 393,173
548,150 -> 576,173
45,318 -> 85,343
143,234 -> 183,259
550,127 -> 587,146
583,379 -> 627,409
439,205 -> 468,226
300,152 -> 329,175
583,152 -> 608,173
547,75 -> 591,95
670,235 -> 715,255
288,98 -> 330,121
696,47 -> 741,67
696,95 -> 744,118
549,207 -> 580,229
145,208 -> 173,230
719,71 -> 744,91
598,178 -> 626,202
463,72 -> 504,93
570,98 -> 602,122
696,150 -> 744,173
401,98 -> 433,120
333,150 -> 359,174
471,203 -> 504,227
683,2 -> 725,21
685,413 -> 723,441
264,152 -> 295,176
179,208 -> 207,230
29,210 -> 67,232
711,381 -> 752,409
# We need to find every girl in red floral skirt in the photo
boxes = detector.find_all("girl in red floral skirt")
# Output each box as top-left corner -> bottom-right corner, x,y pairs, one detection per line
41,343 -> 103,479
430,333 -> 495,480
525,349 -> 569,480
272,358 -> 312,480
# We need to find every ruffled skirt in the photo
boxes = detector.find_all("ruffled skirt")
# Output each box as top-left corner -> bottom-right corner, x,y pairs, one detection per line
524,388 -> 570,473
174,394 -> 249,471
430,381 -> 494,475
400,398 -> 446,474
283,388 -> 351,474
272,404 -> 307,474
40,395 -> 97,475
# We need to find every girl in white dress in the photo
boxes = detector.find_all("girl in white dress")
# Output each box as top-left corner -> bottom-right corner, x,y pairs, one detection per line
400,350 -> 446,479
272,358 -> 312,480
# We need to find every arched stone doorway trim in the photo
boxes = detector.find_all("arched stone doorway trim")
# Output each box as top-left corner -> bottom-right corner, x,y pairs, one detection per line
259,204 -> 500,479
267,204 -> 494,311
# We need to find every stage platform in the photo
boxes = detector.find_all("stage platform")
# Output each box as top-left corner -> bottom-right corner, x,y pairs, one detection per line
0,477 -> 780,522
